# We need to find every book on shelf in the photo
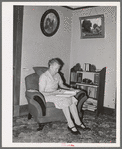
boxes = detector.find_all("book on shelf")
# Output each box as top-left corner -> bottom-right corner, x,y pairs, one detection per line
83,104 -> 97,109
83,104 -> 97,108
82,106 -> 97,111
82,97 -> 97,111
83,98 -> 97,106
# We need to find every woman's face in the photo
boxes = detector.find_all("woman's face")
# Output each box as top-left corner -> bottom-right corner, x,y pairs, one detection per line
50,62 -> 60,75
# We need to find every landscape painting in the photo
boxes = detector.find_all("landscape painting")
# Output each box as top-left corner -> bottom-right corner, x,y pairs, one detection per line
79,14 -> 104,39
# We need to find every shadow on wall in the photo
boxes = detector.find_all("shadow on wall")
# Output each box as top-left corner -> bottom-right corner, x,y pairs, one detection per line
56,58 -> 70,87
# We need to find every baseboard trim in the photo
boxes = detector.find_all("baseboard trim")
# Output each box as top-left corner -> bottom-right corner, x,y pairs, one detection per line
13,105 -> 20,117
103,107 -> 116,116
19,104 -> 28,116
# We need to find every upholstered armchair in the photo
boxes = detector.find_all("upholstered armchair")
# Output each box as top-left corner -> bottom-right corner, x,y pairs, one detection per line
25,67 -> 88,131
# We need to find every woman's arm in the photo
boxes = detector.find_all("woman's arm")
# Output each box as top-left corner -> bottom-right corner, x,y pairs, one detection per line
58,74 -> 80,91
58,74 -> 74,90
59,83 -> 70,90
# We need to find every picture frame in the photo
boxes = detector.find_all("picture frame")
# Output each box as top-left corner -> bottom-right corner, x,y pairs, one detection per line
40,9 -> 60,37
79,14 -> 104,39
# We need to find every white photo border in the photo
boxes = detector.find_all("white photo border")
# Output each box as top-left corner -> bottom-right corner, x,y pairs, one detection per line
2,1 -> 120,148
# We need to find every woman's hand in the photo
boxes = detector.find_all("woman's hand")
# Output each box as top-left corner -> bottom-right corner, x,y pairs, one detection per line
70,87 -> 81,93
51,89 -> 65,95
69,87 -> 75,91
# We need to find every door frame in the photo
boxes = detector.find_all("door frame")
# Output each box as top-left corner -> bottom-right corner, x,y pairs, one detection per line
13,6 -> 23,117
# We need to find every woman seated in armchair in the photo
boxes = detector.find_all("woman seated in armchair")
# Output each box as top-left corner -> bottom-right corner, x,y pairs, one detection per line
39,58 -> 90,135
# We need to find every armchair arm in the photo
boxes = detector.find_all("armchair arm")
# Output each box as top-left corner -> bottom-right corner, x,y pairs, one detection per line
25,91 -> 46,118
75,90 -> 86,100
75,90 -> 88,118
26,90 -> 46,105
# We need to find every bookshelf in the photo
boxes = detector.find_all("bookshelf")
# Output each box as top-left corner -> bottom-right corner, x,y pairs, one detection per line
70,67 -> 106,115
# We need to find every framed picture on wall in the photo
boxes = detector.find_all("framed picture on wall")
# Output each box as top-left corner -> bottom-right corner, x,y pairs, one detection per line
40,9 -> 60,37
79,14 -> 104,39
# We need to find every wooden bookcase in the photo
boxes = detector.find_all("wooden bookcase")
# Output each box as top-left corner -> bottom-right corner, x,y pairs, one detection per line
70,67 -> 106,116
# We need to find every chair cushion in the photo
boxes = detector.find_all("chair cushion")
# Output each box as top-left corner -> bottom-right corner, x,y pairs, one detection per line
33,67 -> 48,76
46,102 -> 55,108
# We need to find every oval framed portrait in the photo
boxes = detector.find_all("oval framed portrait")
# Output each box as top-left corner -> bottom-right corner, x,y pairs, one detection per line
40,9 -> 60,37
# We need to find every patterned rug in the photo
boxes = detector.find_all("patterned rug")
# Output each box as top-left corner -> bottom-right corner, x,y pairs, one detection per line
13,111 -> 116,143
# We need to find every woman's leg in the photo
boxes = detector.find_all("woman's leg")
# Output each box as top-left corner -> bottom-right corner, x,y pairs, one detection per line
70,103 -> 81,125
62,107 -> 77,131
70,103 -> 86,129
70,103 -> 91,130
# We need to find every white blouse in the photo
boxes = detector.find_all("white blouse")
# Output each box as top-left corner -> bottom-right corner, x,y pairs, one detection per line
39,70 -> 63,92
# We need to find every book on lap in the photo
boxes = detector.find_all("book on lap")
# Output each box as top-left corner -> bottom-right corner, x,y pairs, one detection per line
55,90 -> 79,97
55,94 -> 74,97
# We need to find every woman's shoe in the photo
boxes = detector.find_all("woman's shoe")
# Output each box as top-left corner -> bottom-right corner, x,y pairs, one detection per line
67,126 -> 81,135
75,123 -> 91,131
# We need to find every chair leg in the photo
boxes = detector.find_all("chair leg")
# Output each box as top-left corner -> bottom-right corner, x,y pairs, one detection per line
28,113 -> 32,120
37,123 -> 45,131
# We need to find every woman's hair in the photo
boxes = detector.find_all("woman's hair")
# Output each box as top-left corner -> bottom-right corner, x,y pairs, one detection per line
48,58 -> 64,68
